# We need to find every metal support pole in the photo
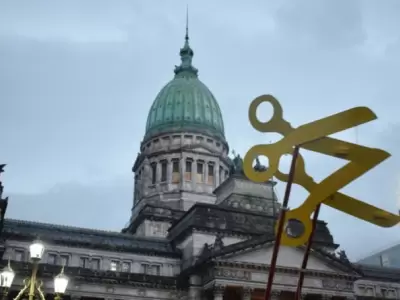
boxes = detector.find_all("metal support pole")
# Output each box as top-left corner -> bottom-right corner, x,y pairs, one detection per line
54,294 -> 62,300
1,287 -> 9,300
295,203 -> 322,300
28,262 -> 38,300
14,260 -> 45,300
264,146 -> 300,300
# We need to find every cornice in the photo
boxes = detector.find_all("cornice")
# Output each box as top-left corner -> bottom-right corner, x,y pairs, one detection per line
213,261 -> 361,281
4,260 -> 178,289
3,232 -> 181,259
132,144 -> 231,172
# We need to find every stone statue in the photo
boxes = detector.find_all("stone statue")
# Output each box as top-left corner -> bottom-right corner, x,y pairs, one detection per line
337,249 -> 350,262
254,157 -> 267,172
0,164 -> 5,199
230,152 -> 267,176
230,151 -> 244,176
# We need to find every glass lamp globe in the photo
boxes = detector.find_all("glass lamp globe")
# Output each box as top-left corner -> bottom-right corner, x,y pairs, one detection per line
0,263 -> 15,288
54,269 -> 69,294
29,240 -> 45,260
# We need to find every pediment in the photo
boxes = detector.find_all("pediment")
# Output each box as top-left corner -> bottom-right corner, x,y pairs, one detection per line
221,244 -> 350,274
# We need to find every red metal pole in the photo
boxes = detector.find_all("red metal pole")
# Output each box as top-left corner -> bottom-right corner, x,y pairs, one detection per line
294,203 -> 322,300
264,146 -> 300,300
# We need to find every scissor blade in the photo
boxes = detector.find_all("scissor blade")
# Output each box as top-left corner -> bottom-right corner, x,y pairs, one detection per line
324,193 -> 400,227
285,107 -> 376,148
301,135 -> 391,162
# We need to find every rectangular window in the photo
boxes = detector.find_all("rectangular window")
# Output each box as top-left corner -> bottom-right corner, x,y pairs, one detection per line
110,260 -> 119,271
185,160 -> 192,181
196,162 -> 204,183
47,253 -> 57,265
172,160 -> 180,183
79,257 -> 89,268
207,164 -> 214,185
151,265 -> 161,276
161,160 -> 167,182
151,163 -> 157,184
224,170 -> 229,180
15,250 -> 24,261
220,166 -> 224,182
91,258 -> 100,270
122,262 -> 130,272
141,264 -> 161,275
140,263 -> 148,274
60,255 -> 69,266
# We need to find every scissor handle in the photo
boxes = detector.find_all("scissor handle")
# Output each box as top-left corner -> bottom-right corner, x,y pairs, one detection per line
243,144 -> 281,183
249,94 -> 292,134
276,207 -> 314,247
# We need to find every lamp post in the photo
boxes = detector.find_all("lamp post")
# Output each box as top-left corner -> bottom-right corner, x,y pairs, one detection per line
0,240 -> 69,300
0,164 -> 9,241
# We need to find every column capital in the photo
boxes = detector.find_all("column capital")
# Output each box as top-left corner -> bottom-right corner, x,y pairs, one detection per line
213,284 -> 225,299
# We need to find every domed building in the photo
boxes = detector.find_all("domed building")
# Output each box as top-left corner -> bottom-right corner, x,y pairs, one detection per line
0,24 -> 399,300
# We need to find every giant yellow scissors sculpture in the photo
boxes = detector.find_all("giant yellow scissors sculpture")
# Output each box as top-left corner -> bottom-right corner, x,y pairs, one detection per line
243,95 -> 400,247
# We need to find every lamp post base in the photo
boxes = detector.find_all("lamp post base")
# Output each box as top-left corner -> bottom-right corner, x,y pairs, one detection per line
54,293 -> 63,300
0,287 -> 9,300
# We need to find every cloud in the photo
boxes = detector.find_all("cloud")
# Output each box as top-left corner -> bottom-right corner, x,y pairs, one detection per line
6,177 -> 132,231
274,0 -> 366,49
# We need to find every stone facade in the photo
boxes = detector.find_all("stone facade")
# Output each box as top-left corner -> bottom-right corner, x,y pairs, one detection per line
3,174 -> 400,300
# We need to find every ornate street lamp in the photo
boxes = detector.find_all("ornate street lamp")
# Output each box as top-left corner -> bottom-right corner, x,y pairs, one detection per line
0,261 -> 15,299
54,267 -> 69,300
0,240 -> 69,300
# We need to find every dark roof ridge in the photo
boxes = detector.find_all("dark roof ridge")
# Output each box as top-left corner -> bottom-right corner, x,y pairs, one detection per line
4,218 -> 167,242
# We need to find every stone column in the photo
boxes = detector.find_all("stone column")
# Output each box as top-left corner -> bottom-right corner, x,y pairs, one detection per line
156,161 -> 161,183
242,287 -> 252,300
191,160 -> 196,189
189,275 -> 202,300
215,161 -> 220,186
142,157 -> 151,195
299,293 -> 307,300
179,156 -> 185,188
188,286 -> 201,300
167,158 -> 172,183
271,290 -> 281,300
213,285 -> 225,300
204,160 -> 209,185
220,167 -> 224,183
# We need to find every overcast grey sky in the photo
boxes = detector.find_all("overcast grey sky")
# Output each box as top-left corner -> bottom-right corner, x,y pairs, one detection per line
1,0 -> 399,261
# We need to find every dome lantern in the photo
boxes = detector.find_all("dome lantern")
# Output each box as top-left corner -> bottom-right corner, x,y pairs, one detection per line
144,11 -> 225,143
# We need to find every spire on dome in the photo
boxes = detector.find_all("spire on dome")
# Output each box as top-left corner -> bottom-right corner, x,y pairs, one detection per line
174,6 -> 198,77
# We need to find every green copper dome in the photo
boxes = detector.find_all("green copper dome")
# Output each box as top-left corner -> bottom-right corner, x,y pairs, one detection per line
144,29 -> 225,142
